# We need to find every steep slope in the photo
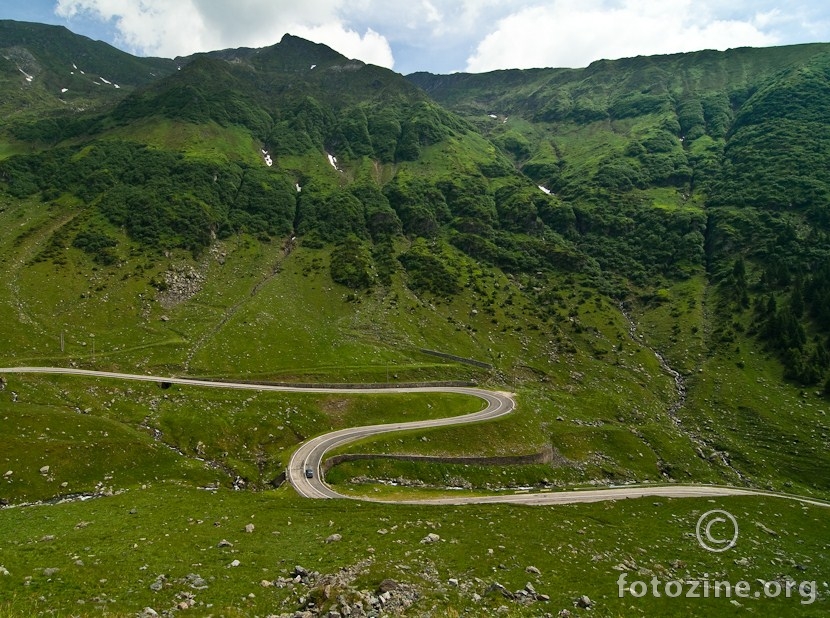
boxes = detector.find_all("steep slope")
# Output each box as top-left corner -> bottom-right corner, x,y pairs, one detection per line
0,20 -> 176,150
408,44 -> 830,383
0,28 -> 828,512
1,28 -> 830,618
406,44 -> 830,497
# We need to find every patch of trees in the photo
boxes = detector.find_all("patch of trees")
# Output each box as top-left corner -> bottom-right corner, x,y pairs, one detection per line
609,92 -> 670,119
755,284 -> 830,385
710,55 -> 830,209
398,239 -> 459,296
0,140 -> 297,253
572,200 -> 706,284
383,177 -> 451,238
72,228 -> 118,265
709,207 -> 830,385
330,235 -> 375,289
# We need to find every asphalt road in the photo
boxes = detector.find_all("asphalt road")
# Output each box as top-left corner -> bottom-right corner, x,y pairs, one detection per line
2,366 -> 827,508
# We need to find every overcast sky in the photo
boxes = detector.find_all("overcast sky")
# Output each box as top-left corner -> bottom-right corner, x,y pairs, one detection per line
4,1 -> 830,74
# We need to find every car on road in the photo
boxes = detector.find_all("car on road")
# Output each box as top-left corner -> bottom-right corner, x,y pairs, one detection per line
305,468 -> 314,479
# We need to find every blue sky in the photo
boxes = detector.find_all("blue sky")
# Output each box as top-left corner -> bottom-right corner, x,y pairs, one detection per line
3,1 -> 830,74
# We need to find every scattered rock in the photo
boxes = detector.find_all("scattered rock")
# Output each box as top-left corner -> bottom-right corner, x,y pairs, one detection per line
558,610 -> 572,618
525,565 -> 541,575
184,573 -> 208,589
756,522 -> 778,537
43,567 -> 59,577
140,609 -> 159,618
3,471 -> 11,478
260,579 -> 274,587
39,465 -> 50,475
734,557 -> 751,567
217,539 -> 233,548
244,523 -> 255,533
575,594 -> 593,609
378,579 -> 398,593
229,559 -> 240,567
487,582 -> 512,599
448,578 -> 459,587
158,264 -> 206,308
325,533 -> 342,543
420,533 -> 441,544
0,566 -> 9,576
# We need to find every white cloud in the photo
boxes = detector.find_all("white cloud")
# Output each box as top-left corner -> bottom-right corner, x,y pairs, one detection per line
50,0 -> 830,74
54,0 -> 394,67
56,0 -> 208,57
465,0 -> 780,72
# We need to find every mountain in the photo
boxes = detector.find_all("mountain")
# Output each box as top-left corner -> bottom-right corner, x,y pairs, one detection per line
410,44 -> 830,383
1,19 -> 830,617
0,20 -> 175,131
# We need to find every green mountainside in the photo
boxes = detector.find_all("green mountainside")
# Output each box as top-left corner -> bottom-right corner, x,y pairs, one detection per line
0,20 -> 175,148
0,21 -> 829,616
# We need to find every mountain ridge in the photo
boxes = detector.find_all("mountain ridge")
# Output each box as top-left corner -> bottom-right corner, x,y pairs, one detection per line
1,21 -> 830,615
0,18 -> 828,504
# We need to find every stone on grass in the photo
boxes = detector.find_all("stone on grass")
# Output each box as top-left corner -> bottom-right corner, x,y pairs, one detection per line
575,594 -> 593,608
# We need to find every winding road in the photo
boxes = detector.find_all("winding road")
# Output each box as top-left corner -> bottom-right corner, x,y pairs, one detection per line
1,366 -> 828,508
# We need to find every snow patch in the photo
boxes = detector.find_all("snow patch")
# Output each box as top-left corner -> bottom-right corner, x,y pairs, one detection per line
61,88 -> 69,94
327,153 -> 342,172
489,114 -> 498,119
261,148 -> 273,167
99,76 -> 112,85
538,185 -> 552,195
72,63 -> 77,69
114,84 -> 120,89
295,183 -> 302,192
18,68 -> 33,83
310,64 -> 317,70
